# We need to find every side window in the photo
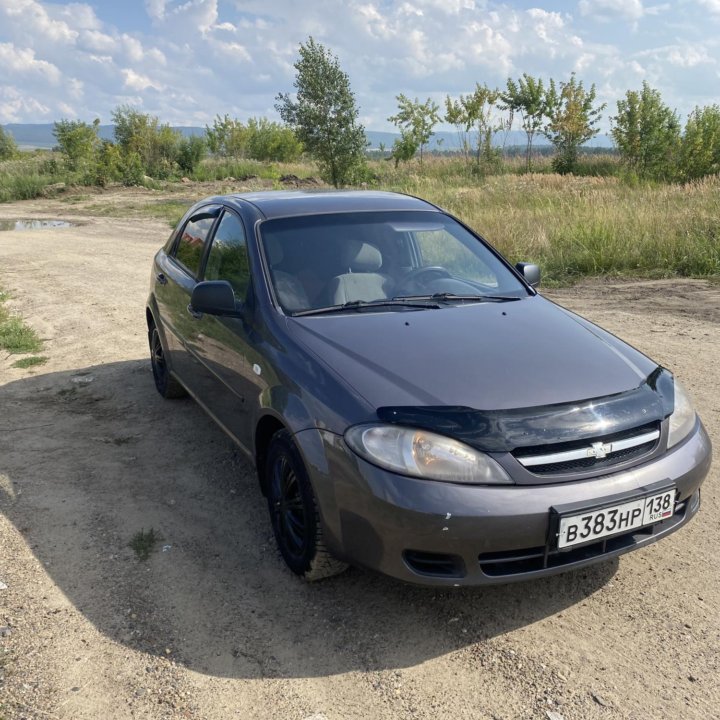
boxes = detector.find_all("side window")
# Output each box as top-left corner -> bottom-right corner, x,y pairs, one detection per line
204,211 -> 250,299
174,209 -> 218,277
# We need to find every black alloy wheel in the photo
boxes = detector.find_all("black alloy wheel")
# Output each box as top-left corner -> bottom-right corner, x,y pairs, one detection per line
148,323 -> 186,399
265,430 -> 348,581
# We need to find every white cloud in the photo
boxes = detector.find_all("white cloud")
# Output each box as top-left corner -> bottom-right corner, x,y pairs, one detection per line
0,42 -> 62,83
122,68 -> 164,91
579,0 -> 645,21
0,86 -> 51,122
0,0 -> 718,131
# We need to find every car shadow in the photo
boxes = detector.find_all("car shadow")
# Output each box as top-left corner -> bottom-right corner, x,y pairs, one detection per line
0,359 -> 618,679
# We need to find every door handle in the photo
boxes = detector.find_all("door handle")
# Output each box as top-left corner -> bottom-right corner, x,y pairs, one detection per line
187,304 -> 203,319
156,272 -> 168,285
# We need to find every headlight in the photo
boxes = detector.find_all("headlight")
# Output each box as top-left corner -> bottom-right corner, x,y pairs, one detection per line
344,424 -> 512,484
668,380 -> 697,449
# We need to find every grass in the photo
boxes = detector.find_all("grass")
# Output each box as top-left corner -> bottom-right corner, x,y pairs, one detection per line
371,159 -> 720,284
82,198 -> 192,228
2,150 -> 719,284
130,528 -> 159,561
11,355 -> 48,369
0,304 -> 42,354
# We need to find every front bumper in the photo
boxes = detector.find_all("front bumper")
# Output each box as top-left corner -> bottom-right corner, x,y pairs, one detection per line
302,420 -> 712,586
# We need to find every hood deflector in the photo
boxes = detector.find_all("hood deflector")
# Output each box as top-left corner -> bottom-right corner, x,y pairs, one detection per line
377,367 -> 674,453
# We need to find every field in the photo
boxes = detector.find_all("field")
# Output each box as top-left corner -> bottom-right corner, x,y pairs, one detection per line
0,181 -> 718,719
2,154 -> 720,285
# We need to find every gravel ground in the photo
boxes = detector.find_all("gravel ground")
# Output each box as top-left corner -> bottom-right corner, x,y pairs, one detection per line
0,188 -> 718,720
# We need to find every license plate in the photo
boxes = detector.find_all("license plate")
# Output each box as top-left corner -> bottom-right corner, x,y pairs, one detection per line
557,488 -> 676,550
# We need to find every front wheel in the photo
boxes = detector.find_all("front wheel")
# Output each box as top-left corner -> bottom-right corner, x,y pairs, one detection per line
149,322 -> 187,399
265,430 -> 348,581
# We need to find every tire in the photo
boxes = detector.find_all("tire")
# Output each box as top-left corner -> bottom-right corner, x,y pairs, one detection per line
148,322 -> 187,399
265,430 -> 348,581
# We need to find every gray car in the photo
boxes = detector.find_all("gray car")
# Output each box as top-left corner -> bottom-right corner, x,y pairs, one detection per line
146,190 -> 712,585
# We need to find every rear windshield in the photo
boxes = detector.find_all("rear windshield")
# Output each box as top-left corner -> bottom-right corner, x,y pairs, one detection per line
259,211 -> 528,314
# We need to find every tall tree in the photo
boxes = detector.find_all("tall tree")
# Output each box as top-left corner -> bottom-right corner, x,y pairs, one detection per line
275,37 -> 366,187
388,95 -> 441,166
53,119 -> 100,169
445,84 -> 501,171
611,82 -> 680,181
543,73 -> 605,174
500,74 -> 546,171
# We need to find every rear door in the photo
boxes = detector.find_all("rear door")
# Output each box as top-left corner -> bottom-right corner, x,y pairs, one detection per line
155,204 -> 221,392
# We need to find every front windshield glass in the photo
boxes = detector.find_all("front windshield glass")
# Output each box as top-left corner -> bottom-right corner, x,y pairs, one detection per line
259,211 -> 528,314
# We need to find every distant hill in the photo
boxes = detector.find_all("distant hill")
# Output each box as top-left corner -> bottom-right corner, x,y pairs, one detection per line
3,123 -> 614,151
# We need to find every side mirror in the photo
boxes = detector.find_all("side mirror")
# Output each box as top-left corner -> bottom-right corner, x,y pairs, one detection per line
515,262 -> 541,288
190,281 -> 238,316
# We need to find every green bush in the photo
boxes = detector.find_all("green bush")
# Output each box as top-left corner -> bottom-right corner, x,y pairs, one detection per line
177,135 -> 207,174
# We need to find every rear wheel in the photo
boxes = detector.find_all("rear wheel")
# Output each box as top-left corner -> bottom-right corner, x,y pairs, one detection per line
149,322 -> 187,399
265,430 -> 347,581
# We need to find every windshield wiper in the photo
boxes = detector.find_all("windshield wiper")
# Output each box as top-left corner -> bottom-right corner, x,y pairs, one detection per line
292,298 -> 442,317
394,292 -> 522,303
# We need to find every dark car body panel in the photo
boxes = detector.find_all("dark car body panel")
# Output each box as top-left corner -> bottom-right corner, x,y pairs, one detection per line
147,190 -> 712,585
285,295 -> 656,412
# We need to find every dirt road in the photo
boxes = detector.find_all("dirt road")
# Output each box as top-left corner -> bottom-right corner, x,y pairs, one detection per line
0,190 -> 718,720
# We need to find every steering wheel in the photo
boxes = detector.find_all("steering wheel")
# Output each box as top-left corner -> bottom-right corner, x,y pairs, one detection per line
397,266 -> 452,294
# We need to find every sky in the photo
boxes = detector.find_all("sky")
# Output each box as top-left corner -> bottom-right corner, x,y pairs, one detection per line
0,0 -> 719,132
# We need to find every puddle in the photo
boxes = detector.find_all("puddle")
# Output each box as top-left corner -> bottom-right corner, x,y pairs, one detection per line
0,219 -> 74,231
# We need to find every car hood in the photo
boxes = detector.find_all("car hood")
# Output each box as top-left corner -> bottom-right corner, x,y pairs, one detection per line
286,296 -> 657,412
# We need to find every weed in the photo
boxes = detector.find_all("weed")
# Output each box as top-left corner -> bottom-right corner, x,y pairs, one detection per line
130,528 -> 159,561
0,304 -> 42,354
12,355 -> 48,369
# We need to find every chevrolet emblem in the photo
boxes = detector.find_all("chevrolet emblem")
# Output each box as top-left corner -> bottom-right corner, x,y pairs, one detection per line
587,441 -> 612,459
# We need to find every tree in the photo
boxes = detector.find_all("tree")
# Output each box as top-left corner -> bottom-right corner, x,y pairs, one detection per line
245,118 -> 303,162
679,105 -> 720,181
391,131 -> 419,168
445,84 -> 501,172
205,114 -> 248,158
543,73 -> 605,174
275,37 -> 366,187
388,94 -> 440,165
500,74 -> 546,171
0,126 -> 18,160
611,82 -> 680,181
53,119 -> 100,169
111,105 -> 182,179
177,135 -> 207,174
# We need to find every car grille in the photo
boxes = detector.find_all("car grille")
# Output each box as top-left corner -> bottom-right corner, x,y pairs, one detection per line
478,493 -> 693,578
513,422 -> 661,476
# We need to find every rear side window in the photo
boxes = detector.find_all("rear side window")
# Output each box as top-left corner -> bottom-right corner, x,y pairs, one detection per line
174,209 -> 218,277
204,211 -> 250,299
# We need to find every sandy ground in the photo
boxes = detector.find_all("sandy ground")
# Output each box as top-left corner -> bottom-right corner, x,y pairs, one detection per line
0,188 -> 718,720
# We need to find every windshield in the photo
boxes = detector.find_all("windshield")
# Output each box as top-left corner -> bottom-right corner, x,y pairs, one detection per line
259,211 -> 529,314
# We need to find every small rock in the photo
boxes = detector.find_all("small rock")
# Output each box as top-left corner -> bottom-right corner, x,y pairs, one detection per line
181,177 -> 191,183
0,581 -> 7,591
688,675 -> 698,682
71,374 -> 94,385
135,688 -> 147,697
592,692 -> 611,707
71,687 -> 80,692
303,715 -> 328,720
0,627 -> 12,637
546,712 -> 565,720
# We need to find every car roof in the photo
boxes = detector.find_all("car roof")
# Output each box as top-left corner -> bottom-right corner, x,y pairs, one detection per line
224,190 -> 440,219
